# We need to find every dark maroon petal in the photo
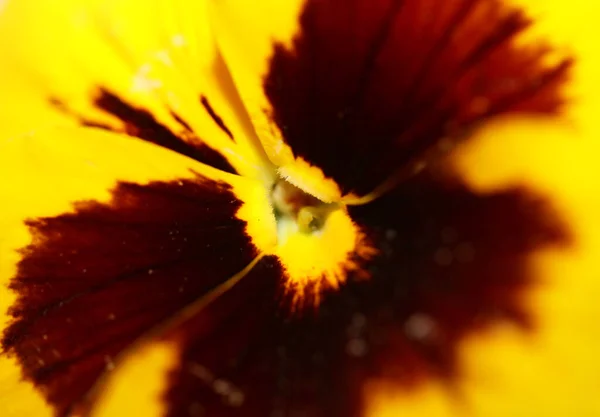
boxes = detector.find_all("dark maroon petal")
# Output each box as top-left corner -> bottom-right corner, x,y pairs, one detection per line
163,175 -> 569,417
1,177 -> 272,415
264,0 -> 572,195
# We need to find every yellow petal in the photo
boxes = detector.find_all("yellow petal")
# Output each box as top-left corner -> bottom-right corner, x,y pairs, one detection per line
90,341 -> 178,417
0,0 -> 273,180
0,127 -> 276,415
454,117 -> 600,413
449,3 -> 600,410
207,0 -> 304,147
507,0 -> 600,135
0,356 -> 52,417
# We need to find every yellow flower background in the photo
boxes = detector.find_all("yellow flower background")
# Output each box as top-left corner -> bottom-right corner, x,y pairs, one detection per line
0,0 -> 599,416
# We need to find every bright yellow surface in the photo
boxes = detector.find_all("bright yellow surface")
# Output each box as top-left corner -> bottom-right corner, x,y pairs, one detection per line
0,356 -> 52,417
278,157 -> 343,204
90,342 -> 178,417
507,0 -> 600,135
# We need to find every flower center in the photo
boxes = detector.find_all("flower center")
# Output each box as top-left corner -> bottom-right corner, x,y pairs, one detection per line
260,176 -> 377,309
270,179 -> 339,236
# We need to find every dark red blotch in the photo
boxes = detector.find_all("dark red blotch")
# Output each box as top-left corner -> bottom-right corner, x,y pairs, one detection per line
163,177 -> 569,417
1,178 -> 266,416
264,0 -> 572,195
50,90 -> 237,174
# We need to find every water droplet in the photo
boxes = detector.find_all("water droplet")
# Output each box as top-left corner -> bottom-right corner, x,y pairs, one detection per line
227,390 -> 245,407
405,313 -> 437,342
385,229 -> 398,241
104,355 -> 115,371
213,379 -> 232,395
346,338 -> 368,357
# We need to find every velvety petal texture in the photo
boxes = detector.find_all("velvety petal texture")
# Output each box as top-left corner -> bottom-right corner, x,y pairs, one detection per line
0,0 -> 599,417
0,129 -> 276,416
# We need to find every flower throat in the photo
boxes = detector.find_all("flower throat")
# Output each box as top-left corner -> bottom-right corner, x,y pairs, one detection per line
270,179 -> 339,235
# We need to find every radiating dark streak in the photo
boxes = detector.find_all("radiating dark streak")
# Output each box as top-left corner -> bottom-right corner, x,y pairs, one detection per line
49,92 -> 237,174
374,108 -> 454,181
94,89 -> 236,174
461,12 -> 530,70
428,13 -> 527,106
170,110 -> 195,132
79,120 -> 116,130
49,97 -> 117,132
384,58 -> 571,174
390,53 -> 565,177
393,12 -> 530,142
482,59 -> 574,115
345,0 -> 407,116
399,0 -> 479,105
200,95 -> 235,140
48,96 -> 69,111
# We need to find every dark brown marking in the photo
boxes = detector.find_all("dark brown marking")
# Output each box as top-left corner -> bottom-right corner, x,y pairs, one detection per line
264,0 -> 573,196
170,110 -> 195,133
1,178 -> 273,415
48,97 -> 116,131
163,177 -> 570,417
200,95 -> 235,140
94,90 -> 236,173
49,92 -> 237,174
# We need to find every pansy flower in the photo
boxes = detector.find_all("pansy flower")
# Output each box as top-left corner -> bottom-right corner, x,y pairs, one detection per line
1,0 -> 600,416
